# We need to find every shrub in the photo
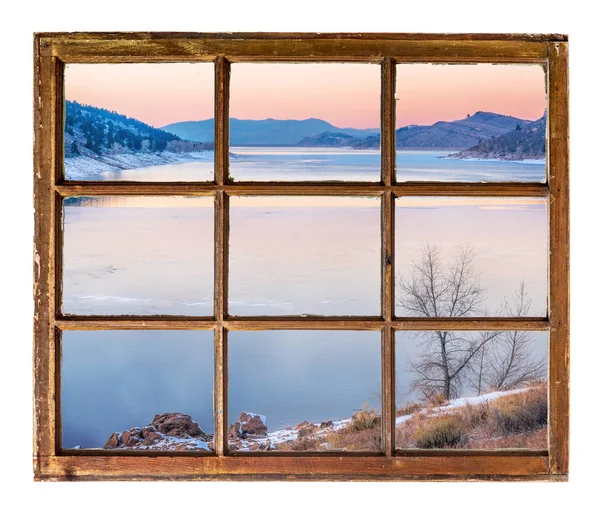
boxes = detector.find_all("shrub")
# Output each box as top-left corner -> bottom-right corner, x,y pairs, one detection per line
459,402 -> 489,429
350,408 -> 381,432
489,388 -> 547,435
414,416 -> 466,449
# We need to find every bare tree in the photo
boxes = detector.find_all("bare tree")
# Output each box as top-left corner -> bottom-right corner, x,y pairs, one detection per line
469,341 -> 489,396
481,282 -> 546,391
397,243 -> 498,400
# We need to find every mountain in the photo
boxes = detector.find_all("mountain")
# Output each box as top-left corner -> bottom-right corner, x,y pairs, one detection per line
447,113 -> 546,161
64,101 -> 213,178
162,118 -> 379,145
292,112 -> 532,150
297,131 -> 359,147
395,111 -> 531,149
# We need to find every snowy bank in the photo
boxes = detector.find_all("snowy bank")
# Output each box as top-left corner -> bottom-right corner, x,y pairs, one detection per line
65,150 -> 214,180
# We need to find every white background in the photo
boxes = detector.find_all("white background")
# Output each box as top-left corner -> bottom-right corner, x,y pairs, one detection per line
0,0 -> 596,509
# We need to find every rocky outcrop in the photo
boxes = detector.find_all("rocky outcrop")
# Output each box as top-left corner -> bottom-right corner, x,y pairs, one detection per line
151,412 -> 207,438
228,412 -> 268,440
101,410 -> 342,452
227,412 -> 272,452
103,413 -> 212,451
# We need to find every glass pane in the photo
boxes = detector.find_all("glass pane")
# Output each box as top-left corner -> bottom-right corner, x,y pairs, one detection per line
64,63 -> 214,181
396,331 -> 548,450
62,196 -> 213,315
228,330 -> 381,452
395,64 -> 547,182
62,330 -> 214,451
229,196 -> 380,315
395,197 -> 548,316
229,63 -> 381,181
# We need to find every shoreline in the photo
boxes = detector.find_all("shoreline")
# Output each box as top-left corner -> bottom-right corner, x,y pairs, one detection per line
79,387 -> 540,451
441,153 -> 545,164
64,150 -> 215,180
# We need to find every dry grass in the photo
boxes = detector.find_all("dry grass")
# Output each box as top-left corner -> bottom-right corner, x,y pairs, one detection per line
276,407 -> 382,452
397,401 -> 422,417
277,435 -> 320,452
396,384 -> 548,450
488,386 -> 547,435
426,393 -> 449,408
414,416 -> 466,449
256,387 -> 547,452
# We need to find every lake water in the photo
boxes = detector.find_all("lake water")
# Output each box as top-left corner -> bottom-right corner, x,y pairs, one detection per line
61,148 -> 549,449
75,147 -> 546,182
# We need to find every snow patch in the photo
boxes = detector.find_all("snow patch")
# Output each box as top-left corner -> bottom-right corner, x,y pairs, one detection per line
395,387 -> 530,426
65,150 -> 214,180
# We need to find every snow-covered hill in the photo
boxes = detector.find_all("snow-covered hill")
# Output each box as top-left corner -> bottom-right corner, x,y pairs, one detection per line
64,101 -> 213,179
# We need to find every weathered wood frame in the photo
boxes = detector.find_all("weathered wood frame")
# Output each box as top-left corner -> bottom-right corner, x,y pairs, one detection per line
33,33 -> 569,481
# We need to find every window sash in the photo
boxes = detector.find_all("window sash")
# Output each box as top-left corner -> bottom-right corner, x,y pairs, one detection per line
33,33 -> 569,481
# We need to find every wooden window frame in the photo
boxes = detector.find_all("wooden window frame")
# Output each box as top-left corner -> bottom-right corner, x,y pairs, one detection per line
33,32 -> 569,481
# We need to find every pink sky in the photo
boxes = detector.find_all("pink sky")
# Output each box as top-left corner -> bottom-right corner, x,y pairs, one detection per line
65,62 -> 546,129
396,64 -> 546,126
65,63 -> 214,128
229,63 -> 380,128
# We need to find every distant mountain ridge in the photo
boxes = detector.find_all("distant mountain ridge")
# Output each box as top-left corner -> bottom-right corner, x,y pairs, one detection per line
448,113 -> 546,161
162,118 -> 379,146
395,111 -> 532,149
295,111 -> 534,150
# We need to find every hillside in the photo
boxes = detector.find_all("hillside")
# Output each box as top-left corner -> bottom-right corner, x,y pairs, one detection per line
294,112 -> 532,150
395,111 -> 530,149
64,101 -> 213,178
447,113 -> 547,161
162,117 -> 379,145
297,131 -> 359,147
97,386 -> 546,452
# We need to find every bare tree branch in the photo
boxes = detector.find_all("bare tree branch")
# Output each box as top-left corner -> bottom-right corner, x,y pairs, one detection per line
398,243 -> 495,400
482,282 -> 546,391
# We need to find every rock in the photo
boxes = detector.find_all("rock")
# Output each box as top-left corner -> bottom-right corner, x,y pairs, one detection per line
245,441 -> 271,451
141,426 -> 156,438
295,421 -> 311,430
151,413 -> 206,438
103,412 -> 212,451
297,425 -> 318,438
120,430 -> 141,447
320,421 -> 333,428
229,412 -> 268,439
228,421 -> 243,440
104,432 -> 121,449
